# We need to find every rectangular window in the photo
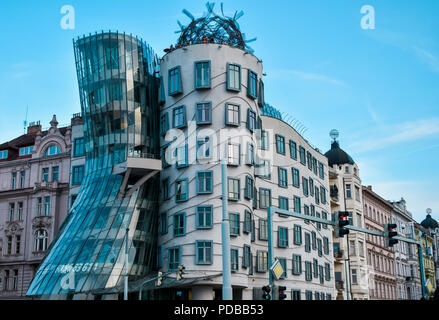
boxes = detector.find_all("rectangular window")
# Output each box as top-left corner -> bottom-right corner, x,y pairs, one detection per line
37,198 -> 42,216
278,167 -> 288,188
260,130 -> 269,150
325,263 -> 331,281
259,219 -> 268,241
305,261 -> 312,281
307,151 -> 313,171
245,142 -> 255,165
0,150 -> 8,159
257,251 -> 268,272
355,186 -> 361,202
309,178 -> 314,197
195,61 -> 211,89
159,212 -> 168,235
105,43 -> 119,69
72,165 -> 84,185
17,202 -> 23,221
317,239 -> 323,257
196,241 -> 213,265
316,211 -> 321,230
73,138 -> 85,157
196,102 -> 212,124
275,134 -> 286,155
247,109 -> 257,131
318,162 -> 324,179
320,186 -> 327,204
313,259 -> 319,278
312,157 -> 318,175
196,206 -> 213,229
52,166 -> 59,182
231,248 -> 239,271
304,204 -> 310,224
172,106 -> 186,128
228,142 -> 240,166
279,196 -> 289,211
322,211 -> 328,229
168,66 -> 182,96
278,227 -> 289,247
315,186 -> 320,204
293,225 -> 302,246
292,289 -> 301,301
304,233 -> 311,253
256,159 -> 271,179
293,196 -> 301,214
109,81 -> 121,101
247,69 -> 258,99
173,212 -> 186,237
227,63 -> 241,91
292,254 -> 302,275
19,171 -> 25,189
299,146 -> 306,166
16,235 -> 21,254
225,103 -> 240,126
9,203 -> 14,221
44,196 -> 50,216
244,176 -> 254,200
243,245 -> 251,268
259,188 -> 271,209
289,140 -> 297,159
175,179 -> 189,202
244,210 -> 252,233
160,113 -> 169,136
12,172 -> 17,189
315,292 -> 320,300
323,237 -> 329,255
228,177 -> 240,200
42,168 -> 49,182
229,213 -> 240,236
258,80 -> 265,107
346,184 -> 351,198
175,144 -> 188,168
168,247 -> 181,271
352,269 -> 358,284
302,177 -> 309,196
162,178 -> 170,201
312,231 -> 317,250
196,171 -> 213,194
197,137 -> 211,160
292,168 -> 300,188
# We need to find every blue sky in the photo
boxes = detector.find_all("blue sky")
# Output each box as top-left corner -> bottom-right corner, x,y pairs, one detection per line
0,0 -> 438,222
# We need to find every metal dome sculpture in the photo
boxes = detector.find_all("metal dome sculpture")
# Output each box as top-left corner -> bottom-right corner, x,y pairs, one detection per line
175,2 -> 256,53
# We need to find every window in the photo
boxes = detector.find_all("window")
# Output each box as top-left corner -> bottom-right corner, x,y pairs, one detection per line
289,140 -> 297,159
318,162 -> 324,179
279,197 -> 289,211
168,247 -> 181,270
319,265 -> 324,284
9,203 -> 14,221
162,178 -> 170,201
42,168 -> 49,182
302,177 -> 309,196
320,186 -> 327,204
73,138 -> 85,157
259,188 -> 271,209
293,225 -> 302,245
195,61 -> 211,89
37,198 -> 42,216
313,259 -> 319,278
17,202 -> 23,221
275,134 -> 285,155
292,168 -> 300,188
256,251 -> 268,272
168,66 -> 182,96
175,144 -> 188,168
305,262 -> 312,281
247,109 -> 257,131
309,179 -> 314,197
243,245 -> 251,268
278,167 -> 288,188
312,157 -> 318,175
15,235 -> 21,254
7,236 -> 12,254
12,172 -> 17,189
247,69 -> 258,98
19,146 -> 34,156
312,231 -> 317,250
175,179 -> 189,202
228,142 -> 240,166
160,113 -> 169,136
326,293 -> 332,301
322,211 -> 328,229
346,183 -> 352,198
244,176 -> 254,199
52,166 -> 59,182
159,212 -> 168,235
304,205 -> 310,224
196,171 -> 213,194
260,130 -> 269,150
34,229 -> 48,252
292,289 -> 301,300
196,241 -> 213,265
228,178 -> 240,200
299,146 -> 306,166
307,151 -> 313,171
323,237 -> 329,255
244,210 -> 252,233
105,42 -> 119,69
226,63 -> 241,91
316,211 -> 321,230
245,143 -> 255,165
325,263 -> 331,281
256,159 -> 271,179
349,240 -> 356,256
355,186 -> 361,202
44,197 -> 50,216
0,150 -> 8,159
292,254 -> 302,275
72,165 -> 84,185
173,212 -> 186,237
196,206 -> 213,229
231,248 -> 239,271
197,137 -> 211,160
259,219 -> 268,240
258,80 -> 265,107
172,106 -> 186,128
45,145 -> 60,156
278,227 -> 289,247
303,233 -> 311,253
196,102 -> 212,124
229,213 -> 240,236
352,269 -> 358,284
317,239 -> 323,257
315,186 -> 320,204
293,196 -> 301,214
225,103 -> 240,126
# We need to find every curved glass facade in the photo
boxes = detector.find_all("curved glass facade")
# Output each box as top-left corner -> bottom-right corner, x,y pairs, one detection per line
27,32 -> 161,297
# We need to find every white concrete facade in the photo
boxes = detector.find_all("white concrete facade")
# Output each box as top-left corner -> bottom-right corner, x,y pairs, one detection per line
158,43 -> 335,300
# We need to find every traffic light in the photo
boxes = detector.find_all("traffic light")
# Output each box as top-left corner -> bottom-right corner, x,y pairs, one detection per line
278,286 -> 287,300
334,211 -> 350,238
156,271 -> 163,286
177,265 -> 185,281
262,285 -> 271,300
384,224 -> 398,247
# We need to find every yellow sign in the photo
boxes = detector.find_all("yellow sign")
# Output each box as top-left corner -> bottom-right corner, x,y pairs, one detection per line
270,259 -> 284,280
426,279 -> 433,293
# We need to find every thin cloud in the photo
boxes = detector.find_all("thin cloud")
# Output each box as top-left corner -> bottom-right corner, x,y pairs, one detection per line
271,69 -> 348,88
412,46 -> 439,73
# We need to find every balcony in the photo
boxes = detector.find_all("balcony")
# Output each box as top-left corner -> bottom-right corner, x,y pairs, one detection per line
334,249 -> 345,260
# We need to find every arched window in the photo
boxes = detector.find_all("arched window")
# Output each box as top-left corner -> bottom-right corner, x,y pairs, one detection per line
35,229 -> 48,252
45,145 -> 60,156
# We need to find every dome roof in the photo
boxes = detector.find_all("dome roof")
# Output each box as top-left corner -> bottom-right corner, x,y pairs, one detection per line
324,141 -> 355,167
421,214 -> 439,230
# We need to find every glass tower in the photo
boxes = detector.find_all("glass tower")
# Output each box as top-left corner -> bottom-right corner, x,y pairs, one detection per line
27,32 -> 161,297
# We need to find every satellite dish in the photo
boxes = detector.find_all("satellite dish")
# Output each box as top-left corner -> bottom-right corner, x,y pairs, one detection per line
427,208 -> 432,214
330,129 -> 339,141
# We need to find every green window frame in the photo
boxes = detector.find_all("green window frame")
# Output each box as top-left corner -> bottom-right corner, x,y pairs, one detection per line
196,171 -> 213,194
231,248 -> 239,271
173,212 -> 186,237
289,140 -> 297,160
299,146 -> 306,166
292,254 -> 302,275
172,105 -> 186,129
228,177 -> 240,200
279,196 -> 289,211
226,63 -> 241,92
225,103 -> 241,126
196,240 -> 213,265
168,66 -> 182,96
229,213 -> 240,236
305,262 -> 312,281
259,188 -> 272,209
160,113 -> 169,136
292,168 -> 300,188
293,196 -> 301,214
293,224 -> 302,245
247,69 -> 258,99
302,177 -> 309,196
175,179 -> 189,202
244,176 -> 254,200
244,210 -> 252,234
278,227 -> 289,247
247,108 -> 257,131
275,134 -> 286,155
196,102 -> 212,125
159,211 -> 168,235
168,246 -> 181,271
278,167 -> 288,188
196,205 -> 213,229
258,219 -> 268,241
194,61 -> 211,89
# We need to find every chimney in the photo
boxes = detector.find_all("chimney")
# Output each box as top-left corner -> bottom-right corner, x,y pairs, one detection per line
71,113 -> 83,126
27,121 -> 42,134
367,185 -> 372,191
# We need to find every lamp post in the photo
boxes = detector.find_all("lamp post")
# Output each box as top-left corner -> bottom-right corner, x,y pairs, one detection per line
221,152 -> 232,300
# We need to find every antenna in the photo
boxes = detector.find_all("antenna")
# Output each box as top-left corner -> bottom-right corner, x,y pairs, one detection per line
330,129 -> 339,142
23,105 -> 29,134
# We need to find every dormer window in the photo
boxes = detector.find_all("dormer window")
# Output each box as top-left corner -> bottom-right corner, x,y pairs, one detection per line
0,150 -> 8,159
45,145 -> 60,156
19,146 -> 34,156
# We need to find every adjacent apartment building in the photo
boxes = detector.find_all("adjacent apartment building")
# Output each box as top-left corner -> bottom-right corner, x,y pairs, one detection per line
0,116 -> 72,299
